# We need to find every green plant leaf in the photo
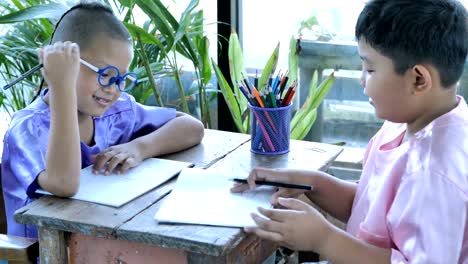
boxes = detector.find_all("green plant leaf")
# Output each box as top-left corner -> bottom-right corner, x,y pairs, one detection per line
228,32 -> 248,113
288,36 -> 298,86
310,71 -> 334,109
211,58 -> 244,133
197,36 -> 211,85
0,3 -> 68,24
290,71 -> 335,140
134,0 -> 175,47
118,0 -> 135,8
173,0 -> 199,50
290,108 -> 317,140
124,22 -> 164,46
228,32 -> 246,87
258,42 -> 279,91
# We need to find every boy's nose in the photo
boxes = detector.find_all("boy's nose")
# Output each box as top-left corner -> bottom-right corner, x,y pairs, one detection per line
359,72 -> 366,88
101,83 -> 119,94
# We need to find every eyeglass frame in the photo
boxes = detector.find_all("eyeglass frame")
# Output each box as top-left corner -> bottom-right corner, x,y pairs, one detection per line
79,58 -> 138,92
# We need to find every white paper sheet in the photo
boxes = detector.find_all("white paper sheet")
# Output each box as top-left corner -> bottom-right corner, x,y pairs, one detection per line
37,158 -> 192,207
154,168 -> 275,227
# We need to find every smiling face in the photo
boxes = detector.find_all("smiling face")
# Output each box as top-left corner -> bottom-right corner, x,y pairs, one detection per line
358,39 -> 422,124
76,36 -> 133,118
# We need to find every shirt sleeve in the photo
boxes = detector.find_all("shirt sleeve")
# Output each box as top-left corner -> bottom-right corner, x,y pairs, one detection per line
2,114 -> 48,199
387,170 -> 466,264
130,99 -> 177,140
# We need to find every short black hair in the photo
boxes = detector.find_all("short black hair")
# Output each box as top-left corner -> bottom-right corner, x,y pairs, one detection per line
50,1 -> 132,51
356,0 -> 467,88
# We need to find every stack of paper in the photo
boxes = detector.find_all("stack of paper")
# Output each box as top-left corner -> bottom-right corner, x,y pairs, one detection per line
154,168 -> 275,227
38,158 -> 192,207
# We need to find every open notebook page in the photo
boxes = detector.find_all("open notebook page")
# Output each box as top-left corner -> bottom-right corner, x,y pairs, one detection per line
37,158 -> 192,207
154,168 -> 275,227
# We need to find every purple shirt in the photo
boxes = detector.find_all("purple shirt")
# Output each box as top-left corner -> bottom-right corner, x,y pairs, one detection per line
1,91 -> 176,238
347,96 -> 468,263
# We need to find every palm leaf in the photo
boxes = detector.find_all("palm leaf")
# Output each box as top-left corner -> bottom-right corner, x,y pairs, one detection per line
0,3 -> 68,23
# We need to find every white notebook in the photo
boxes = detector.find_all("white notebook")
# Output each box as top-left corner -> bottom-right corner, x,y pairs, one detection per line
154,168 -> 275,227
37,158 -> 192,207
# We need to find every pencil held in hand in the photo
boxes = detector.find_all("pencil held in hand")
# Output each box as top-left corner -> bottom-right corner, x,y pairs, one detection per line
231,178 -> 313,190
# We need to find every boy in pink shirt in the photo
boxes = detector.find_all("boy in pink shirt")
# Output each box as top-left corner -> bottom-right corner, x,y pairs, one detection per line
232,0 -> 468,263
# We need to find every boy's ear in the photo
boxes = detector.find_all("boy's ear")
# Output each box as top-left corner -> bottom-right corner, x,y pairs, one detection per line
411,64 -> 433,95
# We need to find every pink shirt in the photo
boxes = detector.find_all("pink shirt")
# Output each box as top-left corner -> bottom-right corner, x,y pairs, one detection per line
346,96 -> 468,263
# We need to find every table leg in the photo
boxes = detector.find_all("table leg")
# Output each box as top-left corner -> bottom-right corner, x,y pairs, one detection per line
38,228 -> 67,264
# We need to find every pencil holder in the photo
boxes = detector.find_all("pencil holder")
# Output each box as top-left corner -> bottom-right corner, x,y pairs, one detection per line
249,103 -> 292,155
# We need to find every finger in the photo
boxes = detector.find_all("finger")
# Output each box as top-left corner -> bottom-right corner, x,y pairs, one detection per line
70,43 -> 79,55
257,207 -> 290,223
117,157 -> 136,175
271,188 -> 288,205
248,167 -> 285,189
244,225 -> 283,243
105,153 -> 128,175
63,41 -> 73,55
247,167 -> 273,189
117,158 -> 135,174
278,197 -> 310,211
53,41 -> 63,52
37,48 -> 44,64
230,182 -> 250,193
251,211 -> 285,233
43,45 -> 53,56
92,150 -> 116,173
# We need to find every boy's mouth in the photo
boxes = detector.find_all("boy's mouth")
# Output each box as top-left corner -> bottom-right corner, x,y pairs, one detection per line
93,95 -> 112,106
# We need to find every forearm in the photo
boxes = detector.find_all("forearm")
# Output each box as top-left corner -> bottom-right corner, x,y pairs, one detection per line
320,225 -> 391,264
305,170 -> 357,222
134,115 -> 204,159
41,89 -> 81,197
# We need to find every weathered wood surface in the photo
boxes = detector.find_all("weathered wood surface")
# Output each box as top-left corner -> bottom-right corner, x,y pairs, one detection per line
161,129 -> 250,168
0,234 -> 38,263
38,228 -> 66,264
208,139 -> 343,176
15,129 -> 249,236
114,139 -> 342,257
15,179 -> 176,239
14,130 -> 342,263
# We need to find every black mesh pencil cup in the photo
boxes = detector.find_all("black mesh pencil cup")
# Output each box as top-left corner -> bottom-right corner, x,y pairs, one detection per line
249,103 -> 292,155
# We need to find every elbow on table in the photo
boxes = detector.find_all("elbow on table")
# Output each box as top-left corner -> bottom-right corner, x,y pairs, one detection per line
180,117 -> 204,146
39,171 -> 80,198
189,121 -> 204,145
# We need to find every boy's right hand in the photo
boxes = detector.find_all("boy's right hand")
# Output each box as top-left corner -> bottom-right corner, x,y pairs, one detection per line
230,167 -> 310,206
37,41 -> 80,92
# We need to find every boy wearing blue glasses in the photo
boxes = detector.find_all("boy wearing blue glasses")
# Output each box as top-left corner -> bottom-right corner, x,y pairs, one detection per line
2,2 -> 204,239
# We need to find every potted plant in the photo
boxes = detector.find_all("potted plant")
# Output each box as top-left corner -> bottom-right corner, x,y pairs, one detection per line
211,32 -> 335,140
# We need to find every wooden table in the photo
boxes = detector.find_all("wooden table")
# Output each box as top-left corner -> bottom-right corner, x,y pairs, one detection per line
14,129 -> 342,264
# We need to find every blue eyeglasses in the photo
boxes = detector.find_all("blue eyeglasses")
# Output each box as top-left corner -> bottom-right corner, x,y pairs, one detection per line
80,58 -> 138,92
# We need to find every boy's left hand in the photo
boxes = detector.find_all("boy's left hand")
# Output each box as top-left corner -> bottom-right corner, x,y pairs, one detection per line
244,197 -> 332,252
91,142 -> 143,175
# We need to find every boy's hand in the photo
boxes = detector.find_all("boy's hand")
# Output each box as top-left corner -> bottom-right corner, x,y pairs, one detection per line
91,142 -> 144,175
38,41 -> 80,92
230,167 -> 307,205
244,197 -> 332,252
